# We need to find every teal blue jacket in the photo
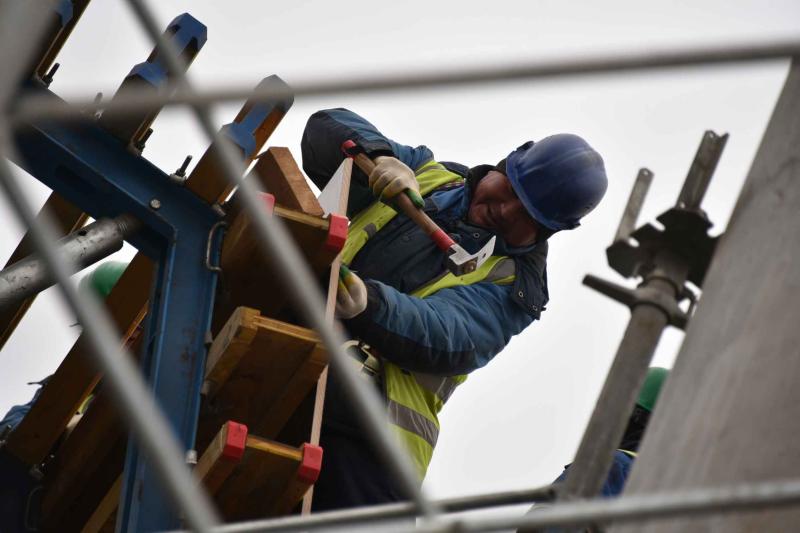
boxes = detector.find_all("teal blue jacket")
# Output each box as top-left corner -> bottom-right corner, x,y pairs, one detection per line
302,108 -> 549,376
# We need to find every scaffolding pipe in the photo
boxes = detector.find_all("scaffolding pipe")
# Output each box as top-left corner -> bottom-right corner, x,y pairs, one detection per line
437,477 -> 800,533
10,40 -> 800,125
167,477 -> 800,533
181,485 -> 555,533
0,214 -> 140,310
560,255 -> 689,501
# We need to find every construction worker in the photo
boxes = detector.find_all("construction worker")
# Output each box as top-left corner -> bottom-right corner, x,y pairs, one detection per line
552,367 -> 671,497
301,108 -> 608,511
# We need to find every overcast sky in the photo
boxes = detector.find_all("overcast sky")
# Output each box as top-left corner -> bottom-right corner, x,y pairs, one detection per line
1,0 -> 799,517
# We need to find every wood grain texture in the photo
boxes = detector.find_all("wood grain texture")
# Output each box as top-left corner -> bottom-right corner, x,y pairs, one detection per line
186,106 -> 287,204
198,309 -> 327,450
82,421 -> 247,533
302,158 -> 352,513
250,147 -> 323,216
5,254 -> 152,466
211,202 -> 338,333
215,434 -> 305,520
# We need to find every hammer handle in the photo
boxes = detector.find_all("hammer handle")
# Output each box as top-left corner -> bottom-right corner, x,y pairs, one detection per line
351,152 -> 456,251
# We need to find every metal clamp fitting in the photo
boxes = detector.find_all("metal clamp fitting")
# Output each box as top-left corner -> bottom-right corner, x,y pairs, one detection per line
205,220 -> 228,273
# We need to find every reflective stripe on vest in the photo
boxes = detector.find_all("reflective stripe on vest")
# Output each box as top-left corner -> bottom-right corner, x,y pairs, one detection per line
341,160 -> 516,479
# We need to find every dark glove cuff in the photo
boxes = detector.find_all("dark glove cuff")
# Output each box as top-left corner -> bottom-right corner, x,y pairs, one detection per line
343,281 -> 381,332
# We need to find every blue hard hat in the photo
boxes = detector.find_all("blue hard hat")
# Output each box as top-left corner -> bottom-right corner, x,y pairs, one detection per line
505,135 -> 608,232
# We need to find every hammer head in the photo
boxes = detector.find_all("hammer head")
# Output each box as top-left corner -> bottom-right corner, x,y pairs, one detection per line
446,236 -> 496,276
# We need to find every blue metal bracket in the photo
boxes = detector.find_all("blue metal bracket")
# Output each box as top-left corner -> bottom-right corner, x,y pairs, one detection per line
99,13 -> 207,149
220,75 -> 294,160
13,82 -> 222,531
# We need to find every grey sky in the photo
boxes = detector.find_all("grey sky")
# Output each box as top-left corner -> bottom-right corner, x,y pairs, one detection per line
1,0 -> 798,510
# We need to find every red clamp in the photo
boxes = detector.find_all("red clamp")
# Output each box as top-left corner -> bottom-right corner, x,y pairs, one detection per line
341,139 -> 359,157
222,421 -> 248,462
296,443 -> 323,485
258,192 -> 276,215
325,214 -> 349,252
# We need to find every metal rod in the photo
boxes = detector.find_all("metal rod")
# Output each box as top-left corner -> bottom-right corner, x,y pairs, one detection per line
614,168 -> 653,243
425,478 -> 800,532
0,215 -> 140,310
167,477 -> 800,533
10,39 -> 800,124
123,0 -> 438,521
561,263 -> 687,500
183,485 -> 555,533
676,130 -> 728,210
0,135 -> 219,532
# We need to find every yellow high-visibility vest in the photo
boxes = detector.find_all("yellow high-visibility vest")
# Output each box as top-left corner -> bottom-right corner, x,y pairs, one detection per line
341,160 -> 516,478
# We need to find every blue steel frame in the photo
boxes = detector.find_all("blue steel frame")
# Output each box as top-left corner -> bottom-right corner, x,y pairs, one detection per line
13,87 -> 223,531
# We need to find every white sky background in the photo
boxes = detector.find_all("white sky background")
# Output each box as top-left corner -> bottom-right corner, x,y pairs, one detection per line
1,0 -> 798,513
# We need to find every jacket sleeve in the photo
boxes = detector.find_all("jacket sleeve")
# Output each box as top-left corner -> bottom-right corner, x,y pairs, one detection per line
301,108 -> 434,216
345,279 -> 537,376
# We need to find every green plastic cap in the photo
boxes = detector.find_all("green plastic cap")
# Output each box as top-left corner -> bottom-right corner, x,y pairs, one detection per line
79,261 -> 129,299
636,367 -> 669,412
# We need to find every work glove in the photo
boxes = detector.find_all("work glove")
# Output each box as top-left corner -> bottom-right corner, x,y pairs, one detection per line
336,265 -> 368,319
369,156 -> 425,209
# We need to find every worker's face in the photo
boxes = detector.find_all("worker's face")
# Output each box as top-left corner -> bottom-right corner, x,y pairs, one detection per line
468,171 -> 540,247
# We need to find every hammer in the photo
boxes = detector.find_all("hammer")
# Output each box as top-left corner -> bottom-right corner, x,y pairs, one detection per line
342,140 -> 495,276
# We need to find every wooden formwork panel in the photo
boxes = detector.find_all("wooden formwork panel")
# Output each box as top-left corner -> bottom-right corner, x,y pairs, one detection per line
198,307 -> 327,448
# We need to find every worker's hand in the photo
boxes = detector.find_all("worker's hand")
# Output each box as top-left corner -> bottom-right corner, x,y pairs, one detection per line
369,156 -> 424,209
336,265 -> 368,319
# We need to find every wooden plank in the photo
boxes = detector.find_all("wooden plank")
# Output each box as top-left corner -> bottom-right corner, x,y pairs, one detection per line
253,344 -> 327,439
204,306 -> 260,397
215,434 -> 313,520
80,421 -> 249,533
40,385 -> 127,529
211,202 -> 340,333
39,331 -> 145,532
302,159 -> 352,513
80,475 -> 120,533
198,309 -> 327,450
186,76 -> 292,204
35,0 -> 92,79
195,421 -> 248,495
271,443 -> 324,515
0,192 -> 88,351
248,147 -> 324,216
4,254 -> 152,466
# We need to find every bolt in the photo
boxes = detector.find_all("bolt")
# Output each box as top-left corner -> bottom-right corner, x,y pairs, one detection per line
41,62 -> 60,86
134,128 -> 154,153
149,198 -> 161,210
176,155 -> 192,177
169,155 -> 193,185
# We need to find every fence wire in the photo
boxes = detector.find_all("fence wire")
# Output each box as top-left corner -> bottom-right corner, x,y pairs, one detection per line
2,1 -> 800,532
